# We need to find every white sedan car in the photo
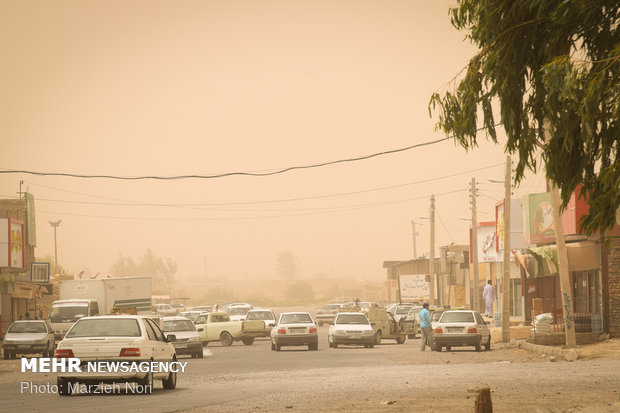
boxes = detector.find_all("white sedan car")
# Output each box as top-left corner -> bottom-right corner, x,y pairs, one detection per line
270,312 -> 318,351
55,315 -> 178,395
433,310 -> 491,352
328,312 -> 374,348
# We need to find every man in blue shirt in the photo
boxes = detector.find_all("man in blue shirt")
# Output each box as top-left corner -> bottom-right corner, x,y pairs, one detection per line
419,303 -> 433,351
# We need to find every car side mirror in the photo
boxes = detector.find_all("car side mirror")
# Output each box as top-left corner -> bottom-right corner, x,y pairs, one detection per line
166,334 -> 176,342
197,328 -> 204,332
371,322 -> 376,326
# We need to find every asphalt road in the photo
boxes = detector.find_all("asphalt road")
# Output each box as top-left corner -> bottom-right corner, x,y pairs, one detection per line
1,326 -> 619,412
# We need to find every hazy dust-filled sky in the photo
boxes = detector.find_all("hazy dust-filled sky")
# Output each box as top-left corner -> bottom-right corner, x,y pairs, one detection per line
0,1 -> 545,282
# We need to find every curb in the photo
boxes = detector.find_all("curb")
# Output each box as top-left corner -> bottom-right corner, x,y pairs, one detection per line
511,339 -> 579,361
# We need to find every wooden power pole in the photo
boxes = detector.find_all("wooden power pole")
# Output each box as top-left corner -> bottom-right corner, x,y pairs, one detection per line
501,156 -> 511,343
471,178 -> 480,312
411,221 -> 417,259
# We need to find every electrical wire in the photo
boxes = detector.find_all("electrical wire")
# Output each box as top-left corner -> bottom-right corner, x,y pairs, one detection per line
0,125 -> 500,181
20,163 -> 504,209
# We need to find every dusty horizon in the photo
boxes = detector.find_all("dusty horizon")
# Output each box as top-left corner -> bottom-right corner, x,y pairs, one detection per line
1,1 -> 546,284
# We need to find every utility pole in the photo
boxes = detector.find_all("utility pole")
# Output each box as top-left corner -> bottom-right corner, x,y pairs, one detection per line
411,221 -> 417,259
470,178 -> 480,312
429,194 -> 436,306
501,156 -> 511,343
544,122 -> 577,348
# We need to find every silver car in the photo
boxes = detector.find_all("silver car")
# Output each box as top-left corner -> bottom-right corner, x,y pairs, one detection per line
3,320 -> 56,359
433,310 -> 491,352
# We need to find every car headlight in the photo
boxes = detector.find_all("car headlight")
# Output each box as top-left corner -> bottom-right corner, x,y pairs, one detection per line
187,337 -> 200,342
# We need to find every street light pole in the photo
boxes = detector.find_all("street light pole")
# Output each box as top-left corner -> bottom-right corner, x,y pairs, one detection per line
411,221 -> 418,259
48,220 -> 62,273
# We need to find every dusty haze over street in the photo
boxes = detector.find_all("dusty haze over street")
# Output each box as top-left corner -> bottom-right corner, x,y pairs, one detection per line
0,1 -> 546,285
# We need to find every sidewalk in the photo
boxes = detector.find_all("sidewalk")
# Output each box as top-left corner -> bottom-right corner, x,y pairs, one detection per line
489,324 -> 620,361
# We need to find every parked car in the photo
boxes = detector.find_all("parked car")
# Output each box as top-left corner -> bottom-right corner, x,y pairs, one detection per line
161,316 -> 203,358
388,304 -> 415,322
194,306 -> 212,313
327,312 -> 374,348
270,312 -> 318,351
315,304 -> 342,326
226,305 -> 253,321
2,320 -> 55,359
153,303 -> 177,316
245,309 -> 276,337
55,315 -> 178,395
433,310 -> 491,352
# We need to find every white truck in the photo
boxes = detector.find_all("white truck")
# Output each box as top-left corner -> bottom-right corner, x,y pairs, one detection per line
48,277 -> 152,340
194,312 -> 265,346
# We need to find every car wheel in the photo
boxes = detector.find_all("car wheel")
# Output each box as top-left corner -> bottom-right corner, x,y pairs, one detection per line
271,341 -> 276,351
396,335 -> 406,344
475,337 -> 482,352
162,369 -> 177,390
220,332 -> 233,346
241,337 -> 255,346
3,351 -> 8,360
485,335 -> 491,351
202,341 -> 208,347
374,330 -> 382,345
308,344 -> 318,351
275,343 -> 281,351
138,369 -> 154,393
435,345 -> 443,352
57,377 -> 72,396
446,346 -> 452,351
10,352 -> 16,359
197,350 -> 204,358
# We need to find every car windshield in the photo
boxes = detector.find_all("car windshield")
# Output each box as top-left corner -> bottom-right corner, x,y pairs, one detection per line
247,311 -> 273,320
228,307 -> 250,316
280,314 -> 313,324
49,303 -> 89,320
8,322 -> 46,333
431,312 -> 444,322
66,319 -> 141,338
163,320 -> 195,332
440,312 -> 475,323
336,314 -> 369,325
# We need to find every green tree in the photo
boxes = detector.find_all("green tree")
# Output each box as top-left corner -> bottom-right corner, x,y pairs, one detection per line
429,1 -> 619,234
35,254 -> 68,276
110,248 -> 177,294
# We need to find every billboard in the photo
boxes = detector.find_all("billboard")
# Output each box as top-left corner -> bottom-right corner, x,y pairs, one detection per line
0,218 -> 24,268
398,274 -> 430,302
522,192 -> 555,244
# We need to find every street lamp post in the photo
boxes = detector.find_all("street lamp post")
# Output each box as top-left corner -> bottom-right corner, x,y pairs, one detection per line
48,220 -> 62,273
419,194 -> 436,305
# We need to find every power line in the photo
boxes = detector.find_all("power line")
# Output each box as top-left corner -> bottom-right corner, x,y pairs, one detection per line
0,125 -> 499,181
34,188 -> 467,222
22,163 -> 504,209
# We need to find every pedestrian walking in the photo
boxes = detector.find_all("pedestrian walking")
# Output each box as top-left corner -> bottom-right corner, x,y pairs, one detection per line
482,280 -> 496,317
419,303 -> 433,351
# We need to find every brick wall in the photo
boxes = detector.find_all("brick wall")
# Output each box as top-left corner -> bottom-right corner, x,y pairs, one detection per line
608,237 -> 620,337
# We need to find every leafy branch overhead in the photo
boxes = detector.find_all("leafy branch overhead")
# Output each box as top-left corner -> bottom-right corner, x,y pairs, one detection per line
429,0 -> 619,235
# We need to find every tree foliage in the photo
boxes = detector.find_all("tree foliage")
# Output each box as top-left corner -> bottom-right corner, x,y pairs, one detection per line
110,248 -> 177,294
429,0 -> 619,234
